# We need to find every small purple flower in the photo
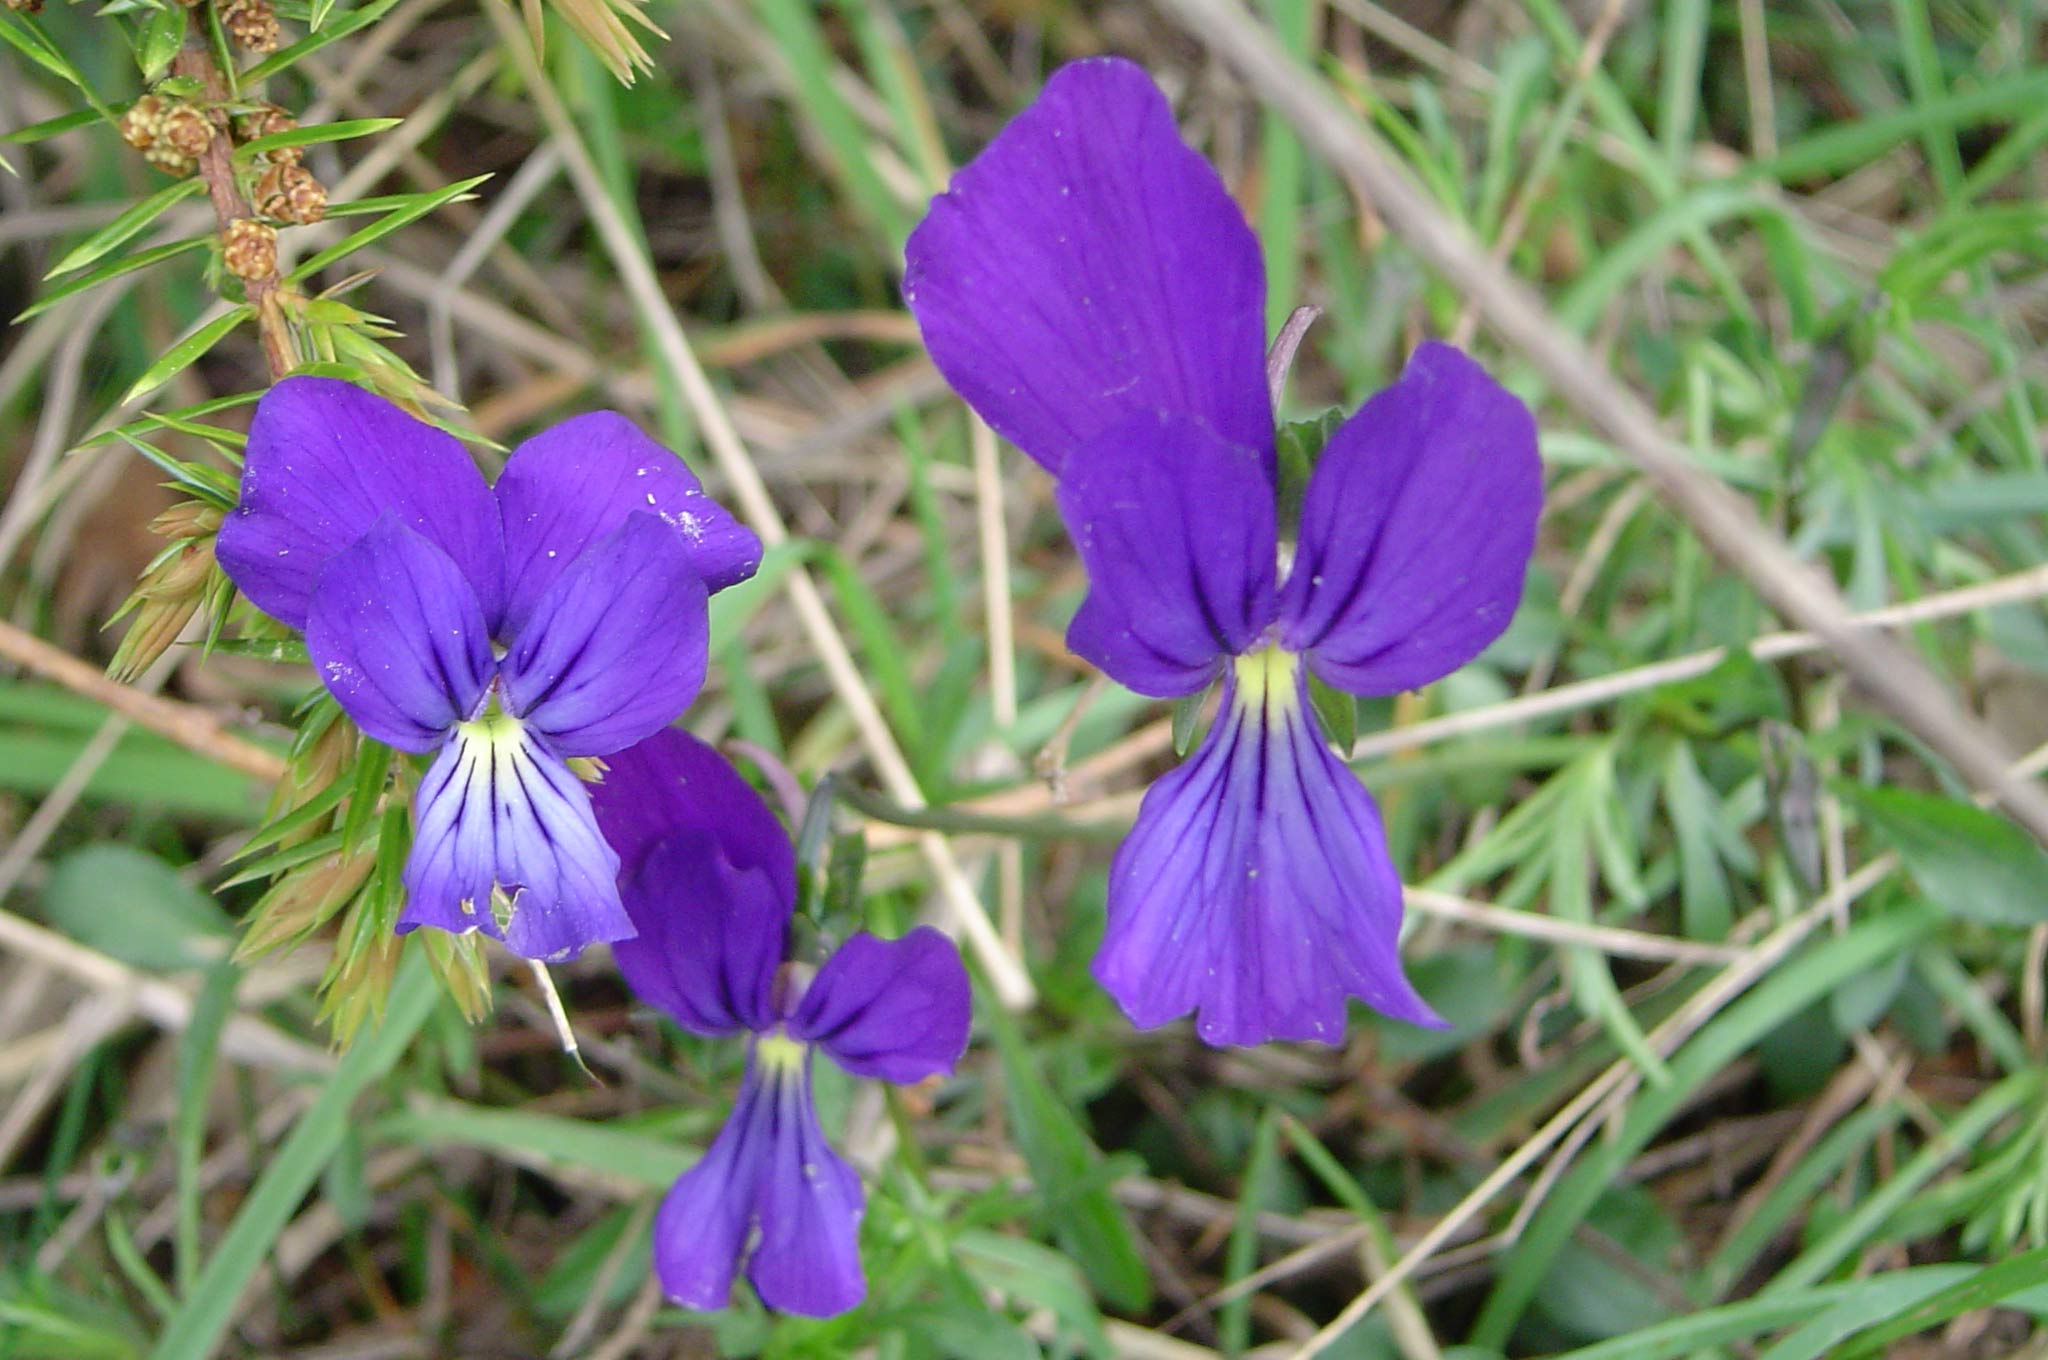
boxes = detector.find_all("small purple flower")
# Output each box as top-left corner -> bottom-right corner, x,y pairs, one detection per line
216,377 -> 761,961
904,59 -> 1543,1046
591,729 -> 971,1318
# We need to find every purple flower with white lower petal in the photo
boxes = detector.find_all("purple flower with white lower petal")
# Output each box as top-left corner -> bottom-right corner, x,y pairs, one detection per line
216,377 -> 761,961
591,729 -> 970,1318
904,58 -> 1543,1046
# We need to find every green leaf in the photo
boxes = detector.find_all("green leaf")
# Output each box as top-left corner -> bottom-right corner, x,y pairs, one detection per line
981,999 -> 1153,1314
1,108 -> 100,145
47,178 -> 208,279
16,234 -> 211,322
173,964 -> 239,1293
287,175 -> 490,282
233,116 -> 401,163
148,949 -> 439,1360
239,0 -> 406,82
135,5 -> 185,80
124,307 -> 253,404
40,844 -> 233,971
953,1230 -> 1111,1359
1838,784 -> 2048,926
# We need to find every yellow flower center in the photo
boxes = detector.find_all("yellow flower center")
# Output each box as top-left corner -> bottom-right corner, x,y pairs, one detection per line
1231,645 -> 1302,721
756,1033 -> 806,1071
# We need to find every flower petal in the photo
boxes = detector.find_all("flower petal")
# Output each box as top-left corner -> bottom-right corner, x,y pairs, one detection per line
652,1061 -> 772,1311
590,729 -> 797,903
399,717 -> 632,961
746,1050 -> 866,1318
493,412 -> 761,637
497,513 -> 709,757
302,517 -> 492,753
1278,343 -> 1542,695
1055,411 -> 1280,697
903,57 -> 1270,473
1093,651 -> 1442,1046
789,928 -> 971,1084
216,377 -> 504,629
612,831 -> 783,1036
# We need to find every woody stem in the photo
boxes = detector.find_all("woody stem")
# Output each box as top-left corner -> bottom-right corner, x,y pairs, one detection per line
172,18 -> 296,381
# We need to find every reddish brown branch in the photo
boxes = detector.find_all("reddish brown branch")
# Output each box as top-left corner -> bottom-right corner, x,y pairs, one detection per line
172,24 -> 296,380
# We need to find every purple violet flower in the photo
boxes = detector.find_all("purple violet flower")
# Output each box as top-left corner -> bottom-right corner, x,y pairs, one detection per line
591,729 -> 971,1318
216,377 -> 761,961
903,58 -> 1543,1046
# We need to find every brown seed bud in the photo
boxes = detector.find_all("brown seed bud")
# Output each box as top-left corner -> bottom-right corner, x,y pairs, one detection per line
4,0 -> 44,13
223,218 -> 277,281
107,538 -> 215,682
220,0 -> 279,52
120,94 -> 164,149
237,103 -> 302,162
256,161 -> 326,224
235,847 -> 375,959
159,102 -> 212,160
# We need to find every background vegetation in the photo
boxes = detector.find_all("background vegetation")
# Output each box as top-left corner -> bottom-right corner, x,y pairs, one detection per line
4,0 -> 2048,1356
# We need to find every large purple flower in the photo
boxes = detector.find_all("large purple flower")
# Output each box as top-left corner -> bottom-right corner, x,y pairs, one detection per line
591,729 -> 970,1318
904,59 -> 1543,1045
216,377 -> 760,961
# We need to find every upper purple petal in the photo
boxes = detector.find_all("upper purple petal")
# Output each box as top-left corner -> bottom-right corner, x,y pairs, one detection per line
589,729 -> 797,903
216,377 -> 505,629
493,411 -> 761,638
398,721 -> 632,961
904,57 -> 1271,474
788,928 -> 971,1084
745,1054 -> 867,1317
498,513 -> 710,758
302,517 -> 491,754
1278,343 -> 1542,695
612,831 -> 783,1037
1093,653 -> 1443,1046
1055,411 -> 1280,697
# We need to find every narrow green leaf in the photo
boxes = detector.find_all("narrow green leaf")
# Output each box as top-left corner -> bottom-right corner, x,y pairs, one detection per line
124,307 -> 253,404
233,116 -> 401,163
174,964 -> 239,1294
287,175 -> 490,282
0,107 -> 99,144
981,999 -> 1153,1313
47,178 -> 207,278
15,234 -> 211,322
135,5 -> 185,80
1838,784 -> 2048,926
148,949 -> 438,1360
1221,1109 -> 1282,1355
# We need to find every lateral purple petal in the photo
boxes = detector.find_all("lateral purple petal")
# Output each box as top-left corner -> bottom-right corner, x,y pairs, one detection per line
1093,655 -> 1443,1046
612,831 -> 783,1037
746,1056 -> 866,1317
590,729 -> 797,905
789,928 -> 971,1084
216,377 -> 504,629
302,518 -> 491,754
651,1061 -> 770,1312
498,513 -> 710,758
399,723 -> 632,961
904,57 -> 1270,473
1278,343 -> 1542,695
494,412 -> 761,637
1055,412 -> 1280,697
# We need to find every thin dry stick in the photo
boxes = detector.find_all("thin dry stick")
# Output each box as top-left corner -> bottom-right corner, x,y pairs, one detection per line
483,2 -> 1033,1008
1162,0 -> 2048,848
971,415 -> 1028,950
0,617 -> 285,782
1403,889 -> 1743,964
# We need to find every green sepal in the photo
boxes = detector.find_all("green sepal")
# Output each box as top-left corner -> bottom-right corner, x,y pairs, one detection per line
1275,407 -> 1344,527
1170,684 -> 1210,757
1307,669 -> 1360,758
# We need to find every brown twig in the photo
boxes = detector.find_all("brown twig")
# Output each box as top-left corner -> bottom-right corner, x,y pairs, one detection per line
172,25 -> 296,380
0,616 -> 285,782
1161,0 -> 2048,848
